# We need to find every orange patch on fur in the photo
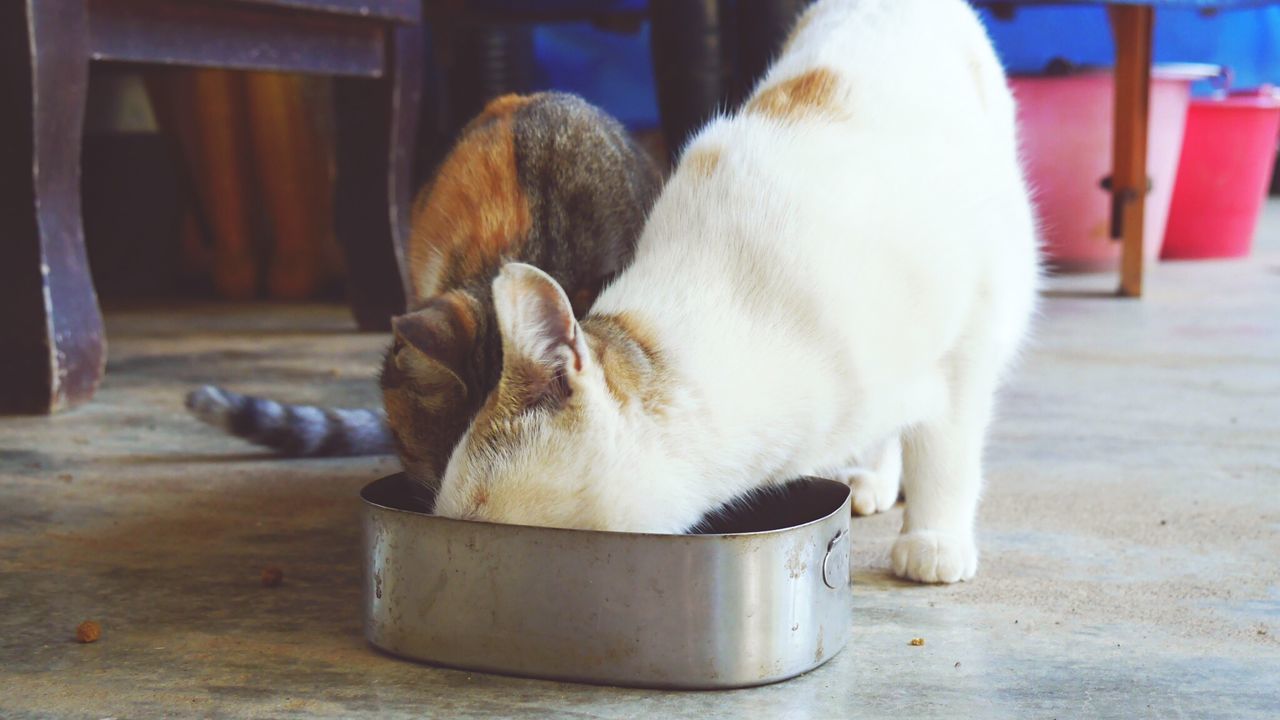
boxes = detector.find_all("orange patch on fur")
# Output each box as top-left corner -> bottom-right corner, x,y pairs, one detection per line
583,313 -> 667,412
406,107 -> 532,304
683,145 -> 722,178
478,93 -> 533,120
747,68 -> 843,123
592,312 -> 660,358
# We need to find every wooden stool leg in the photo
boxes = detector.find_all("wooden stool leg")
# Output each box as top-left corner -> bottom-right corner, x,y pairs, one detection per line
333,24 -> 422,330
1109,6 -> 1154,298
0,0 -> 105,414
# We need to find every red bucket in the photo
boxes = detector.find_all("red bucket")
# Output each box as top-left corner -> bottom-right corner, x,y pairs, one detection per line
1161,87 -> 1280,260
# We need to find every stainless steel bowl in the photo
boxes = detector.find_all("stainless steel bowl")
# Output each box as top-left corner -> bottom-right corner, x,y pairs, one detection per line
361,473 -> 851,689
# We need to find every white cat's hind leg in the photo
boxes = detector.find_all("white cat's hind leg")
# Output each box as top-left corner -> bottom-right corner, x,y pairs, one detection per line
831,436 -> 902,516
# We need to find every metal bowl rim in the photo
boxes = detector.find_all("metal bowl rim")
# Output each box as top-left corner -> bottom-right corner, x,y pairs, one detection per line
361,473 -> 851,541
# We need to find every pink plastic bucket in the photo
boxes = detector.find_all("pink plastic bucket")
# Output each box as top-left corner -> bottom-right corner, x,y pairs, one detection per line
1161,88 -> 1280,260
1011,65 -> 1219,272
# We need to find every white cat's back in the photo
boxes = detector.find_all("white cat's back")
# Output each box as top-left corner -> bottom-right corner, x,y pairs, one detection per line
596,0 -> 1037,467
632,3 -> 1026,335
434,0 -> 1041,555
777,0 -> 1015,131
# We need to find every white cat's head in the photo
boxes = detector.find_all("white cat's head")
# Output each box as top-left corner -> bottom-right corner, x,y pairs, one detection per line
434,263 -> 688,532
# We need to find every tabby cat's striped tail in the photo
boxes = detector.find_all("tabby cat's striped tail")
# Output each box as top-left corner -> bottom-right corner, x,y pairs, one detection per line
185,385 -> 394,457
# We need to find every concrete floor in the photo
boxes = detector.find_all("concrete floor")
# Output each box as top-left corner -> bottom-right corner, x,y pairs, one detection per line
3,206 -> 1280,719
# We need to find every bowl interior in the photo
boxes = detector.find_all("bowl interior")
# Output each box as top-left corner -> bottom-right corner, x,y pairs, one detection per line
361,474 -> 848,536
687,480 -> 850,534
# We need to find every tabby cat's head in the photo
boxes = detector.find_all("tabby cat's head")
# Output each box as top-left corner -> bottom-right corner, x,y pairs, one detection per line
433,263 -> 691,532
381,291 -> 485,490
385,91 -> 661,494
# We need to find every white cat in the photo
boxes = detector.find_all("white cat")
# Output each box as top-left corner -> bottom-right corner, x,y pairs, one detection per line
434,0 -> 1039,584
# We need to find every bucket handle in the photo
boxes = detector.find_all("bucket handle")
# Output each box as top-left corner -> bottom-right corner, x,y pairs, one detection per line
821,528 -> 848,589
1207,66 -> 1234,96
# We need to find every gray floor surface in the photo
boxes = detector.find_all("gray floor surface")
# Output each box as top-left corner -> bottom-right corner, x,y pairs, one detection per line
2,205 -> 1278,719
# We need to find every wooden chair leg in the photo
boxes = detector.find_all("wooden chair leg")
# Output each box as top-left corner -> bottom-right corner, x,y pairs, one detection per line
333,24 -> 422,330
0,0 -> 105,414
1109,6 -> 1154,298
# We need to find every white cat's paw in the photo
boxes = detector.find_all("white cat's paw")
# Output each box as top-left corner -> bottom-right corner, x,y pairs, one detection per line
891,530 -> 977,584
838,468 -> 899,516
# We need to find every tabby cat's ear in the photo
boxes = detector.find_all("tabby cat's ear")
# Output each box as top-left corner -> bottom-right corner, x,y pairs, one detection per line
493,263 -> 589,385
389,295 -> 477,385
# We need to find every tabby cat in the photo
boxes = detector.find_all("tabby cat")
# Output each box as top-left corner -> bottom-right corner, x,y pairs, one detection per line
187,92 -> 661,489
432,0 -> 1039,584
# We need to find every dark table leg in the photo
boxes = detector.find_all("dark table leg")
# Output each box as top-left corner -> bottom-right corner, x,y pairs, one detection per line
731,0 -> 812,105
0,0 -> 105,414
649,0 -> 725,162
333,23 -> 422,330
1109,6 -> 1154,298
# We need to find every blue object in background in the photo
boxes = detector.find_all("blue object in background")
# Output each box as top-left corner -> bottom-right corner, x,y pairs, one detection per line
463,0 -> 660,130
523,2 -> 1280,129
531,22 -> 660,130
473,0 -> 645,11
977,6 -> 1280,93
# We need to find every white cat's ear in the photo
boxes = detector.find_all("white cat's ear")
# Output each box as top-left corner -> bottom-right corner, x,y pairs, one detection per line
493,263 -> 590,401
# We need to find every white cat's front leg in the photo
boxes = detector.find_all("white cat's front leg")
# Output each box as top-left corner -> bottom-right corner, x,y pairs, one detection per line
893,374 -> 997,584
831,435 -> 902,516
